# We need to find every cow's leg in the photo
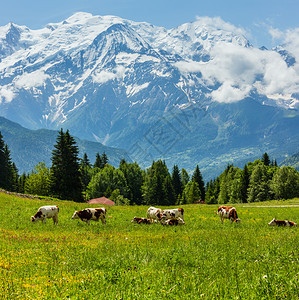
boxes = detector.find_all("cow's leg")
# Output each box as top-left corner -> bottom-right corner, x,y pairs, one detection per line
101,215 -> 106,224
53,216 -> 58,225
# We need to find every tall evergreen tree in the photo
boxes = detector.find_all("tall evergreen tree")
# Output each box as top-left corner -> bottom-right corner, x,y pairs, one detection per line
163,175 -> 176,205
0,139 -> 14,191
94,152 -> 103,169
101,152 -> 109,166
80,153 -> 92,191
192,165 -> 205,200
240,164 -> 250,203
262,152 -> 271,166
172,164 -> 182,200
50,129 -> 83,202
142,160 -> 171,205
181,168 -> 189,188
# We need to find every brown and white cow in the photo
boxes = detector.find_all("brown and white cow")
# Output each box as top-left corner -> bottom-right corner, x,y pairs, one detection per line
217,206 -> 240,223
160,216 -> 185,226
131,217 -> 152,224
162,208 -> 184,220
147,206 -> 163,221
268,218 -> 297,227
72,208 -> 107,224
31,205 -> 59,225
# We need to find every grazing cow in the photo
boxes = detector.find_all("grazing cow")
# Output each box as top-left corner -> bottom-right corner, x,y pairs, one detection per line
268,218 -> 297,227
160,216 -> 185,226
72,208 -> 107,224
217,206 -> 240,223
147,206 -> 163,221
31,205 -> 59,225
131,217 -> 152,224
162,208 -> 184,220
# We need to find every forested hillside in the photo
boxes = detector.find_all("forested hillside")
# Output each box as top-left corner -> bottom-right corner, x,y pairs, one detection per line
1,130 -> 298,204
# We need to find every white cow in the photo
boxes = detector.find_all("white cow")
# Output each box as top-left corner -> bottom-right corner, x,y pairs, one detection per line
217,206 -> 240,223
147,206 -> 163,221
31,205 -> 59,224
72,208 -> 107,224
162,208 -> 184,220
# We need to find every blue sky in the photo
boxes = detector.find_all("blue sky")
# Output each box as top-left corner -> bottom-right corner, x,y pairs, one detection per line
0,0 -> 298,48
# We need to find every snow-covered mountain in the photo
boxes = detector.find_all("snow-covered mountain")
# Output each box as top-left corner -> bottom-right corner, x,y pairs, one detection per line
0,12 -> 298,178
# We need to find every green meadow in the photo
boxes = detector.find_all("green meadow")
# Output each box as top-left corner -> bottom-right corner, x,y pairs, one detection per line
0,192 -> 298,299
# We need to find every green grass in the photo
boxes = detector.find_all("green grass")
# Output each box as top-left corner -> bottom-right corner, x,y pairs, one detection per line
0,193 -> 298,299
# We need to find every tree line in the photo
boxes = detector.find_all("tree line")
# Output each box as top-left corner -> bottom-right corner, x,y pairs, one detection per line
0,130 -> 298,204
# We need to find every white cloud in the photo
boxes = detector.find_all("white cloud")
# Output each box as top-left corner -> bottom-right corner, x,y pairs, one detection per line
269,27 -> 284,40
174,39 -> 299,103
15,70 -> 49,89
195,16 -> 246,36
92,66 -> 125,84
0,86 -> 15,103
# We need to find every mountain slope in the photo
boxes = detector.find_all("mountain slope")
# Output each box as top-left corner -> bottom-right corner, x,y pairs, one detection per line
280,152 -> 299,171
0,116 -> 131,173
0,12 -> 298,179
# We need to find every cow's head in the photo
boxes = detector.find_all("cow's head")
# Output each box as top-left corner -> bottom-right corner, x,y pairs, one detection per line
31,216 -> 36,222
72,211 -> 79,220
268,218 -> 276,226
235,218 -> 241,223
177,217 -> 185,225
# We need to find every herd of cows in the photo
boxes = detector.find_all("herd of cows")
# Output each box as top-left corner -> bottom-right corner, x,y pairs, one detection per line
31,205 -> 297,227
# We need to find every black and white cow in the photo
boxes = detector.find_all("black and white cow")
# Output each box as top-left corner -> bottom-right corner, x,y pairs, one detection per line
72,208 -> 107,224
162,208 -> 184,220
31,205 -> 59,225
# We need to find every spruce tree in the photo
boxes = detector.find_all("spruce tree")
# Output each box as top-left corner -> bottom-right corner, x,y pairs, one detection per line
172,164 -> 182,200
50,129 -> 83,202
101,152 -> 109,167
240,164 -> 250,203
80,153 -> 92,191
0,132 -> 7,189
192,165 -> 205,200
262,152 -> 270,166
94,153 -> 102,169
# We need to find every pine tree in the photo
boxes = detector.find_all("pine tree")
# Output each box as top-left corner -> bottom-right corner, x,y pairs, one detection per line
240,164 -> 250,203
101,152 -> 109,167
0,139 -> 14,191
172,164 -> 182,200
50,129 -> 83,202
181,168 -> 189,188
262,152 -> 270,166
163,175 -> 176,205
192,165 -> 205,200
94,153 -> 102,169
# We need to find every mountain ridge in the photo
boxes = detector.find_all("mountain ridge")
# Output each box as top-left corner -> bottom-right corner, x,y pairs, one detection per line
0,116 -> 131,173
0,12 -> 298,179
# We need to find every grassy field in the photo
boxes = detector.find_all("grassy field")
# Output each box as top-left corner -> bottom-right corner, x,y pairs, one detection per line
0,192 -> 298,299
